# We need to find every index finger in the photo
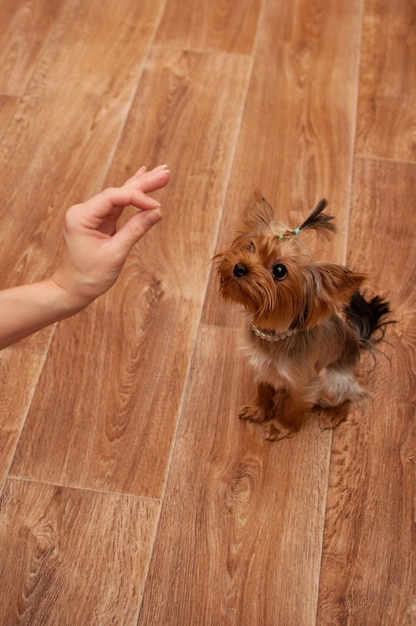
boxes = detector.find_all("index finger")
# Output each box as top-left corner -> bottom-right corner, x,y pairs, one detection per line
76,166 -> 170,224
85,187 -> 163,220
123,164 -> 170,194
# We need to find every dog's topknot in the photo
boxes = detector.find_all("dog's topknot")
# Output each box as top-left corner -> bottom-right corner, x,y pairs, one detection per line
298,199 -> 336,238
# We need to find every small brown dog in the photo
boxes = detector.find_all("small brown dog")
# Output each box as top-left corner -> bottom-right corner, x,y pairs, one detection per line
216,192 -> 390,441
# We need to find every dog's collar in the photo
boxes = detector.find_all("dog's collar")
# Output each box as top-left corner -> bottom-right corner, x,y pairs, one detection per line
251,321 -> 296,342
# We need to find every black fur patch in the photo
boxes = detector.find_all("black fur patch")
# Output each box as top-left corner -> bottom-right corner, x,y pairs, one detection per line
346,291 -> 391,342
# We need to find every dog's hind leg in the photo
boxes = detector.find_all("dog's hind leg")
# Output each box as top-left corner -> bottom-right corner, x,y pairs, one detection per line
317,400 -> 351,430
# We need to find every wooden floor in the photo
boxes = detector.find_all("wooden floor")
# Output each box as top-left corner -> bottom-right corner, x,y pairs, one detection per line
0,0 -> 415,624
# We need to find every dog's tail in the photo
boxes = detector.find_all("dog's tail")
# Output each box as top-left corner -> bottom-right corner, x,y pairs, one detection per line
345,291 -> 392,348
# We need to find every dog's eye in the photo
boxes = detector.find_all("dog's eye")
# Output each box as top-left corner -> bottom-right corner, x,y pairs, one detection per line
247,241 -> 255,253
272,263 -> 288,280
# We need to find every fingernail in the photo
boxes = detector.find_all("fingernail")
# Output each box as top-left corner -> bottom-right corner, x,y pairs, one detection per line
144,207 -> 162,226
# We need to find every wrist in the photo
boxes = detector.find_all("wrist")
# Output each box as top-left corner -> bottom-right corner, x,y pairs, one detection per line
47,277 -> 93,314
0,278 -> 90,349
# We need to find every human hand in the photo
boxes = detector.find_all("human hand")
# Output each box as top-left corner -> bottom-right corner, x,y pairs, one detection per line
52,164 -> 170,308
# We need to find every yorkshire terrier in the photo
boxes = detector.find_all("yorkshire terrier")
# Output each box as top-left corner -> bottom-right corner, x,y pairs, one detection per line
216,191 -> 390,441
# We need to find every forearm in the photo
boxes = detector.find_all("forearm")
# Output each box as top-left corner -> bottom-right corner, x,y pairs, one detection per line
0,279 -> 88,349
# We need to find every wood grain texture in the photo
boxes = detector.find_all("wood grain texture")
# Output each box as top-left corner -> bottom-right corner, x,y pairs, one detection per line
0,479 -> 160,624
10,49 -> 251,499
1,0 -> 414,621
202,0 -> 364,329
0,0 -> 166,354
0,350 -> 45,493
0,96 -> 18,140
139,325 -> 332,625
0,0 -> 65,96
356,0 -> 416,162
0,0 -> 165,291
317,159 -> 416,626
155,0 -> 263,54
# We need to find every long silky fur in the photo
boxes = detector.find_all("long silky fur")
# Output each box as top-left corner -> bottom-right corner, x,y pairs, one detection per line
214,190 -> 392,441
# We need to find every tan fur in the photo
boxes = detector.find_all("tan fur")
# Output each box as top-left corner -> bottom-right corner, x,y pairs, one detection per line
215,194 -> 368,441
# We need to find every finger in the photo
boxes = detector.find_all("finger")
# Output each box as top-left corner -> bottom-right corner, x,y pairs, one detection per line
123,164 -> 167,187
124,165 -> 170,194
123,165 -> 147,185
110,208 -> 163,254
82,187 -> 162,221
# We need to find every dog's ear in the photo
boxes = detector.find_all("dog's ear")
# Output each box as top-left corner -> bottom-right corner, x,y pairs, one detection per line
240,189 -> 275,233
302,264 -> 366,327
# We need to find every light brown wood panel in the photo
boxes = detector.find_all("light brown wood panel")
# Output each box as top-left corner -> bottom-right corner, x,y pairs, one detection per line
356,0 -> 416,162
0,479 -> 159,624
317,159 -> 416,625
155,0 -> 262,54
139,325 -> 333,625
0,0 -> 165,297
0,0 -> 166,354
0,96 -> 18,140
0,0 -> 65,96
202,0 -> 364,329
10,49 -> 252,499
0,350 -> 45,493
1,0 -> 414,621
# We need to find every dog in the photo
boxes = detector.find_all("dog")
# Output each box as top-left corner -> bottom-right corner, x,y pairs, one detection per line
215,191 -> 390,441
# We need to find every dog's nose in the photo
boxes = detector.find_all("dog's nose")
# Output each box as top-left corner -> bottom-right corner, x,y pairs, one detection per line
233,263 -> 249,277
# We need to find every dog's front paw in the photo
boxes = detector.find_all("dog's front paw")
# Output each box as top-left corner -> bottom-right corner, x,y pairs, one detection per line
263,420 -> 296,441
239,403 -> 266,423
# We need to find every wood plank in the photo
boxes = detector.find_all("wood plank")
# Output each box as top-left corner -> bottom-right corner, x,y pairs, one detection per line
202,0 -> 364,329
0,0 -> 65,96
10,49 -> 252,499
317,159 -> 416,625
356,0 -> 416,162
0,0 -> 166,354
0,0 -> 163,352
0,350 -> 45,493
0,96 -> 18,140
139,325 -> 333,625
155,0 -> 262,54
0,479 -> 159,624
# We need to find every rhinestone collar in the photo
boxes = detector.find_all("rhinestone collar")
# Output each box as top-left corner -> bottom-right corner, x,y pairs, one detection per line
251,322 -> 296,342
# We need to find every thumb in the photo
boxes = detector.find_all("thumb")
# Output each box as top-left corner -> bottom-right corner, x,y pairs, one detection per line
111,208 -> 162,256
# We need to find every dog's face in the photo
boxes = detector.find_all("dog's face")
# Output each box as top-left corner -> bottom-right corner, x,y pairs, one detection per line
216,192 -> 365,331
